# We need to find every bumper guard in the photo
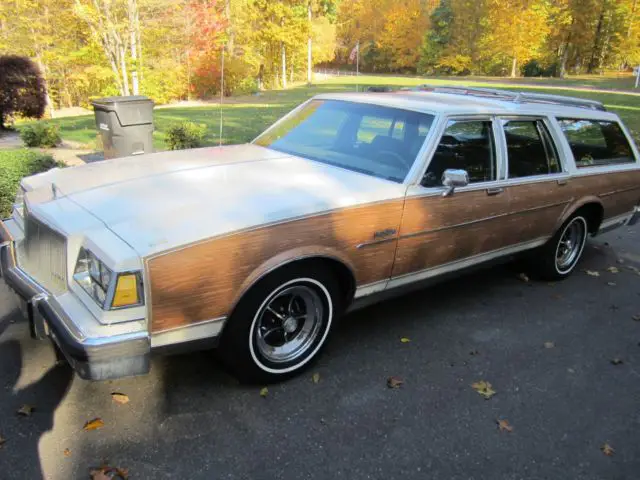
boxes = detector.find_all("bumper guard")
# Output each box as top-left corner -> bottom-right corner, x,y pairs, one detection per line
0,219 -> 150,380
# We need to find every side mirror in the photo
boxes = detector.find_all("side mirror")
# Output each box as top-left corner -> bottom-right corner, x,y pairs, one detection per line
441,169 -> 469,197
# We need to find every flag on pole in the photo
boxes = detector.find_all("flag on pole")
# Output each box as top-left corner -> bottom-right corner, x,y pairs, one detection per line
349,42 -> 360,63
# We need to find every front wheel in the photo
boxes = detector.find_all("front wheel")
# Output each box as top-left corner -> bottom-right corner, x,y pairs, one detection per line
534,214 -> 588,280
218,264 -> 339,383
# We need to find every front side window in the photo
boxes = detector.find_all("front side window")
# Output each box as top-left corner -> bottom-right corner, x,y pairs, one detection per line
254,100 -> 435,183
423,120 -> 496,187
558,119 -> 636,168
504,120 -> 561,178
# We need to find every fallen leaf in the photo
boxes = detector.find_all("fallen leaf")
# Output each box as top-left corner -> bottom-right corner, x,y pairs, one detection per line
496,419 -> 513,432
632,314 -> 640,322
90,470 -> 111,480
607,266 -> 619,274
611,358 -> 624,366
63,448 -> 71,457
585,270 -> 600,277
601,443 -> 615,456
90,466 -> 129,480
111,393 -> 129,405
16,404 -> 34,417
518,273 -> 529,282
544,341 -> 555,349
0,434 -> 6,448
400,337 -> 411,343
311,372 -> 320,384
471,381 -> 496,399
83,418 -> 105,431
387,377 -> 404,389
606,282 -> 617,287
259,387 -> 269,398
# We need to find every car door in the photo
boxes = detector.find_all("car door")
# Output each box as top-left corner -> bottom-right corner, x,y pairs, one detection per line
498,116 -> 572,246
389,116 -> 512,286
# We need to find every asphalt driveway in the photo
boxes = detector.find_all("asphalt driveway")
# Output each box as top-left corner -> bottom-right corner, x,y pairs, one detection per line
0,225 -> 639,479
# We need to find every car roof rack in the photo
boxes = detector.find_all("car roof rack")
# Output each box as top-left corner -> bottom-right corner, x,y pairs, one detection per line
411,84 -> 607,111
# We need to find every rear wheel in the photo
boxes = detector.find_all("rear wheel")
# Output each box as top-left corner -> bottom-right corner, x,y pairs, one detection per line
218,263 -> 339,383
534,214 -> 588,280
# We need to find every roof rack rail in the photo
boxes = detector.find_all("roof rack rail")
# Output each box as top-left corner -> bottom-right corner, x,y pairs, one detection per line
413,84 -> 607,111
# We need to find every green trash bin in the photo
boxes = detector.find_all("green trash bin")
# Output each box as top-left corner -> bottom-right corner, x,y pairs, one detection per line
92,96 -> 154,159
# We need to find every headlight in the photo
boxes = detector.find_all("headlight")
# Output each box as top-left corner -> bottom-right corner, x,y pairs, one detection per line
74,248 -> 112,307
74,248 -> 143,309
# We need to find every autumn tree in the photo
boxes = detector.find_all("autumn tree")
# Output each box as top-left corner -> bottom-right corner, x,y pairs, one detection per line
485,0 -> 551,77
0,56 -> 47,128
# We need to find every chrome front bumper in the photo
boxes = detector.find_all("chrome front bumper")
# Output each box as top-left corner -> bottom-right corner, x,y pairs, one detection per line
0,220 -> 150,381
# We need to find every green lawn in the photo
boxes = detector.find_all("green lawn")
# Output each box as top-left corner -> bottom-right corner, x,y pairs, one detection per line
28,74 -> 640,150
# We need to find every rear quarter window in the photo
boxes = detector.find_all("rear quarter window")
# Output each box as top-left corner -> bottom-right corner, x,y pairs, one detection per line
558,119 -> 636,168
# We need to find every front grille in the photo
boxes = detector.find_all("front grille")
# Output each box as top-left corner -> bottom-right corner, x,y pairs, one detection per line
16,214 -> 68,295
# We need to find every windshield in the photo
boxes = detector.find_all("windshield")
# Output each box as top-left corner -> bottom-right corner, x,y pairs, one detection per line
254,100 -> 435,183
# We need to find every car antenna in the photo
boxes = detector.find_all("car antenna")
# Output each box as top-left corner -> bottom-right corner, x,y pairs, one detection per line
219,44 -> 225,148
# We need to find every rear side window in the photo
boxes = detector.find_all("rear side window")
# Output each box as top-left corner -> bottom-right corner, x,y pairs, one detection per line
558,119 -> 636,168
504,120 -> 561,178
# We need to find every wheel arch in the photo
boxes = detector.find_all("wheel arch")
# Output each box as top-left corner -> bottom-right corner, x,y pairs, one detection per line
556,197 -> 604,235
227,247 -> 357,322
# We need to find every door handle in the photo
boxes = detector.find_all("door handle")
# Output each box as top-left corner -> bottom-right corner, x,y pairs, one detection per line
557,179 -> 569,186
486,187 -> 504,196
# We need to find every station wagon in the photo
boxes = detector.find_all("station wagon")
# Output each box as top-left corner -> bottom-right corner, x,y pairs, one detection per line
1,86 -> 639,382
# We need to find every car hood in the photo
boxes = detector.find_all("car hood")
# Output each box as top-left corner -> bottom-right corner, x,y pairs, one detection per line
25,144 -> 406,257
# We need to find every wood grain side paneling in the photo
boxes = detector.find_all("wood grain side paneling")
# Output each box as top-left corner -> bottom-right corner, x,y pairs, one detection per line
393,188 -> 511,277
393,169 -> 640,279
146,200 -> 404,333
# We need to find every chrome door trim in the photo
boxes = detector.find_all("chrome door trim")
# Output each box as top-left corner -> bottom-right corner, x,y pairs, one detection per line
354,279 -> 388,299
386,237 -> 549,290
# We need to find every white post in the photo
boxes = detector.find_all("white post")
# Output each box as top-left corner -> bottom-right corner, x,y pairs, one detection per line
635,66 -> 640,88
219,46 -> 224,147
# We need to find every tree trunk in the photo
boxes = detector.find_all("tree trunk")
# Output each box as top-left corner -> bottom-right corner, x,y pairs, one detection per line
120,45 -> 130,96
628,0 -> 638,39
225,0 -> 234,55
128,0 -> 139,95
307,1 -> 312,84
588,6 -> 605,74
559,44 -> 569,78
281,42 -> 287,89
136,1 -> 143,87
510,56 -> 518,78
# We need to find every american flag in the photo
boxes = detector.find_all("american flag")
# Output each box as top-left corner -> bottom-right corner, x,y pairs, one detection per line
349,42 -> 359,63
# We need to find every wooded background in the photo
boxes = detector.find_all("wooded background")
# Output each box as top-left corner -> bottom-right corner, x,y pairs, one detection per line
1,0 -> 638,110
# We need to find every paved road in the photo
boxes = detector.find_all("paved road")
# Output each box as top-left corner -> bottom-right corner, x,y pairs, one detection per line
0,226 -> 639,480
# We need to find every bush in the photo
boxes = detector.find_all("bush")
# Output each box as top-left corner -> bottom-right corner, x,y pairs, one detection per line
165,121 -> 206,150
0,150 -> 62,217
0,55 -> 47,128
20,122 -> 61,147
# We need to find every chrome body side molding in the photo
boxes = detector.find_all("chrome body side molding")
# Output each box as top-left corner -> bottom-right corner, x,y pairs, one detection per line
151,317 -> 226,349
351,237 -> 549,310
